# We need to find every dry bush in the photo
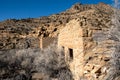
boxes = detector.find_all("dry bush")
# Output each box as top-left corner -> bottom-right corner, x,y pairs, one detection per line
0,41 -> 73,80
105,1 -> 120,79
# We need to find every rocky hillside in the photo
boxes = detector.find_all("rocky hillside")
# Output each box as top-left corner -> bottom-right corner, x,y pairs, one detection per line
1,2 -> 120,80
0,2 -> 114,50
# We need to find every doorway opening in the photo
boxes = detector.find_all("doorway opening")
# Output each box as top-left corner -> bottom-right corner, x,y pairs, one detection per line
69,48 -> 73,60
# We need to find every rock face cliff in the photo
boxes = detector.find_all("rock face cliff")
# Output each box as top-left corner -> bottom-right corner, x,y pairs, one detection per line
0,2 -> 113,50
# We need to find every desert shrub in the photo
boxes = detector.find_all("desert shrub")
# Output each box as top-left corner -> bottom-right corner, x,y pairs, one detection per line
0,41 -> 73,80
105,0 -> 120,79
57,68 -> 73,80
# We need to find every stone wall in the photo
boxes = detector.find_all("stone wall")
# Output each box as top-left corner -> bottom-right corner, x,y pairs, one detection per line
40,37 -> 57,49
58,19 -> 84,80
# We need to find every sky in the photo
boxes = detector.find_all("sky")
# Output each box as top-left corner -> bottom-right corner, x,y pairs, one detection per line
0,0 -> 113,21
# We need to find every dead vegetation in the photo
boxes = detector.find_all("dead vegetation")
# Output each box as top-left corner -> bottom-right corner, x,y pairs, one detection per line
0,42 -> 73,80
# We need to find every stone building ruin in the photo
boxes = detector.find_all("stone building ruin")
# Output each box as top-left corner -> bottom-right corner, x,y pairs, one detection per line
58,18 -> 113,80
58,19 -> 84,80
38,9 -> 114,80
